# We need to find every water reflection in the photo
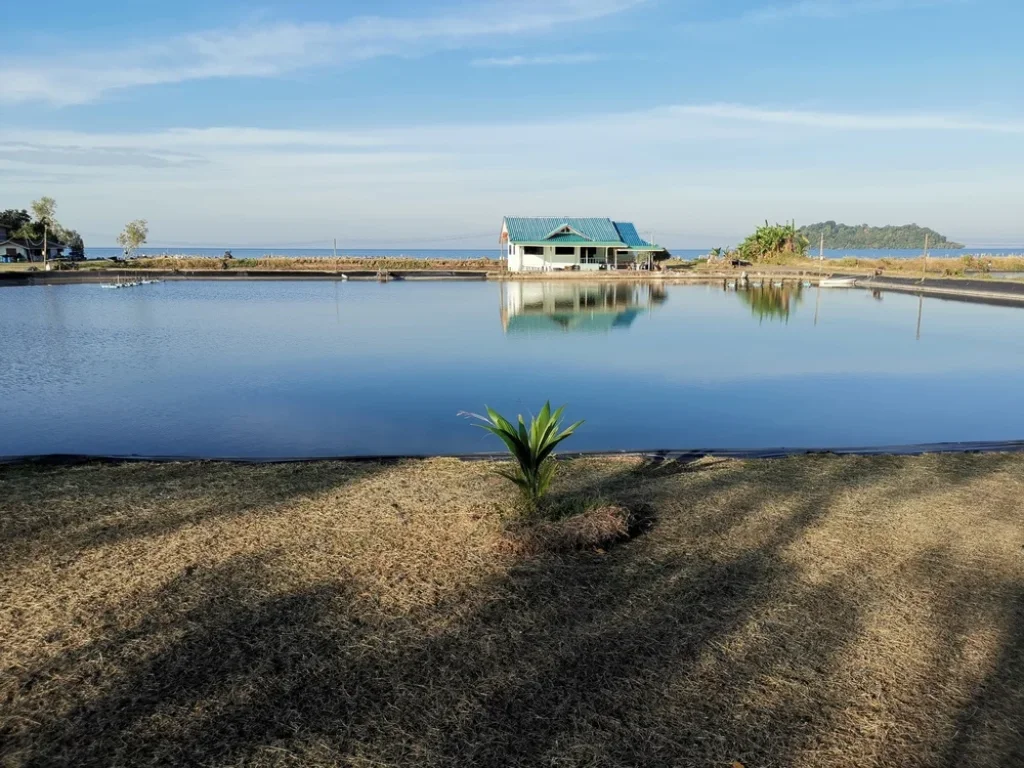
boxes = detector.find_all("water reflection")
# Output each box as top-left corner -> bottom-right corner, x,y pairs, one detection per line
500,282 -> 667,334
735,282 -> 805,323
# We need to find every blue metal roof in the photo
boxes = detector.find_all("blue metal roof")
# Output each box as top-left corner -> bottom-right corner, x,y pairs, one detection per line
502,217 -> 662,249
613,222 -> 654,249
503,217 -> 624,244
505,310 -> 640,335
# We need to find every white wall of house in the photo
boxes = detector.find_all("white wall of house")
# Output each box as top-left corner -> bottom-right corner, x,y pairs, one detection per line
508,244 -> 636,272
1,242 -> 30,261
511,244 -> 584,271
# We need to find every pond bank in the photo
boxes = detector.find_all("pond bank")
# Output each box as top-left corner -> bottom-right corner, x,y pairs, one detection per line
5,439 -> 1024,465
7,267 -> 1024,305
855,274 -> 1024,303
2,453 -> 1022,767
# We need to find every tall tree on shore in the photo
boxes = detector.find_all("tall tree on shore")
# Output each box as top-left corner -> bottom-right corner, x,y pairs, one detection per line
117,219 -> 148,259
65,230 -> 86,260
0,209 -> 31,232
11,198 -> 65,264
30,197 -> 61,266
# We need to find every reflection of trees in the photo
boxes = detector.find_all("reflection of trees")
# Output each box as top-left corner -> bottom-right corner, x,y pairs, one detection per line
737,284 -> 805,323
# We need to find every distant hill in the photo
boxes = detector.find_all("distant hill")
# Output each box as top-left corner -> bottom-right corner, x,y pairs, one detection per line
798,222 -> 964,250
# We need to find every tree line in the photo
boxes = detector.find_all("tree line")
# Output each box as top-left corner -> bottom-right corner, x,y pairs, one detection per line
1,198 -> 85,259
1,197 -> 149,261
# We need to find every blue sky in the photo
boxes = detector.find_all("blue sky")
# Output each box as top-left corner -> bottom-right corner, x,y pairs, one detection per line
2,0 -> 1023,248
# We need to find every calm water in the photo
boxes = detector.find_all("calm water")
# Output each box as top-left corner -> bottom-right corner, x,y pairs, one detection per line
82,246 -> 1024,261
2,280 -> 1023,457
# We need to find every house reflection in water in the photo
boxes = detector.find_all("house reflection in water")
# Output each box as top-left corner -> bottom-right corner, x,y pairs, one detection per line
500,282 -> 667,334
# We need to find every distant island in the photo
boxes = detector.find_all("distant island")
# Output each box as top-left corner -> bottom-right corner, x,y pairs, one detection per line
798,222 -> 964,250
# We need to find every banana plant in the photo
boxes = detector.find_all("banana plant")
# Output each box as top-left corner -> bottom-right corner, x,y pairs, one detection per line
468,402 -> 583,508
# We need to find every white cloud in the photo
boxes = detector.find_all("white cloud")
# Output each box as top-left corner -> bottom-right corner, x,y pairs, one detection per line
684,0 -> 961,29
3,101 -> 1023,246
0,0 -> 644,106
669,103 -> 1024,134
472,53 -> 602,67
5,102 -> 1019,161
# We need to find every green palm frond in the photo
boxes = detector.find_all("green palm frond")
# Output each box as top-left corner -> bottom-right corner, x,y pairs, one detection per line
466,401 -> 584,508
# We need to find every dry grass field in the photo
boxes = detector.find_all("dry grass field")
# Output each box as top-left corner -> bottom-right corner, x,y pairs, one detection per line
2,454 -> 1023,767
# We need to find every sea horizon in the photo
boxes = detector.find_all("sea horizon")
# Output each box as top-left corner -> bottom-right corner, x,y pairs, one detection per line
83,245 -> 1024,261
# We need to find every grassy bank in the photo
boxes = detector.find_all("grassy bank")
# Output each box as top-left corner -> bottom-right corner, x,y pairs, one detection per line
0,257 -> 504,274
5,254 -> 1024,279
2,454 -> 1023,767
676,254 -> 1024,278
121,256 -> 505,272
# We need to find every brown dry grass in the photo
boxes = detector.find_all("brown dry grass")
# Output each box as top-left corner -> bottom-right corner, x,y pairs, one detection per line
686,255 -> 1024,278
500,503 -> 636,556
2,454 -> 1023,767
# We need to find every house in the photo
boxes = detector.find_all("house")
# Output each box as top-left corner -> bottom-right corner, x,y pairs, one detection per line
0,225 -> 65,263
500,216 -> 668,272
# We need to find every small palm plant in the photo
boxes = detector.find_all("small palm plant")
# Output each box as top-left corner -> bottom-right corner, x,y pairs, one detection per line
468,402 -> 583,509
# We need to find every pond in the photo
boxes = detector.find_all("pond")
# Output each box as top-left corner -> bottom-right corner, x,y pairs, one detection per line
2,280 -> 1023,457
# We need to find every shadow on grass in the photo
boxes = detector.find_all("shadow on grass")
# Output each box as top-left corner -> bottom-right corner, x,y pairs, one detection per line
952,599 -> 1024,767
0,460 -> 393,565
4,454 -> 1023,767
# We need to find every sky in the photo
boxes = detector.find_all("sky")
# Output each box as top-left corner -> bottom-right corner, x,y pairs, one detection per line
2,0 -> 1023,249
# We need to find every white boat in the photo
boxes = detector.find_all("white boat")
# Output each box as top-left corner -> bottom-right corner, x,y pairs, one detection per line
819,277 -> 857,288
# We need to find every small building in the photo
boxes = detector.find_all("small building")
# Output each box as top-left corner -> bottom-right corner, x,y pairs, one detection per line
500,216 -> 667,272
0,225 -> 65,263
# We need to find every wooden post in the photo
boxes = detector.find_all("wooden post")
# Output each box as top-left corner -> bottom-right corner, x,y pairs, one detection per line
333,237 -> 338,274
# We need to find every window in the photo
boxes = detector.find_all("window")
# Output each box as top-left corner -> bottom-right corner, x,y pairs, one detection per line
555,247 -> 575,256
524,246 -> 543,255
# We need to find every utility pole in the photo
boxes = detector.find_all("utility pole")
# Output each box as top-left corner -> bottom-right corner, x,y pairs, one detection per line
334,237 -> 338,274
43,222 -> 48,270
920,233 -> 929,282
818,232 -> 824,278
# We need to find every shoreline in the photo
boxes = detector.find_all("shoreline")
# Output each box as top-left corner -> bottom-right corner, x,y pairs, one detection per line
5,439 -> 1024,465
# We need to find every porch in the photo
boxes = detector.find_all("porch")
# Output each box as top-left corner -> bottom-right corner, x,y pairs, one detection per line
513,244 -> 657,272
